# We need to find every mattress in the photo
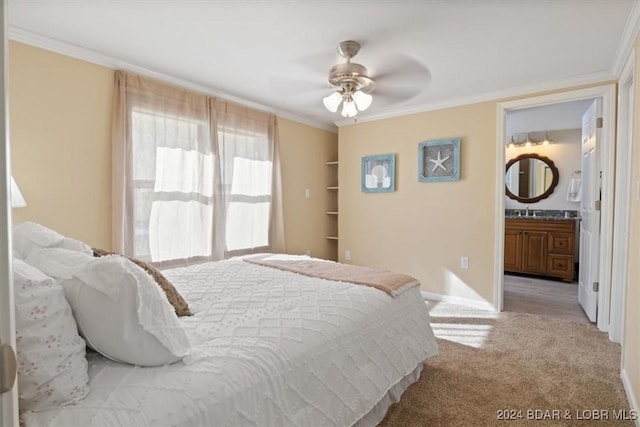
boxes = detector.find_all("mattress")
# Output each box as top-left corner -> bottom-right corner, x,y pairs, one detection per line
23,258 -> 438,427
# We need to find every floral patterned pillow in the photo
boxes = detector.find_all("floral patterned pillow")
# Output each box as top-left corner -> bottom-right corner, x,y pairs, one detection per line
13,258 -> 89,412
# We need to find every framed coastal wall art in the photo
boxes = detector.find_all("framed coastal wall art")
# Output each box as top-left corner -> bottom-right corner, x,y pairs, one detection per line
361,154 -> 396,193
418,138 -> 460,182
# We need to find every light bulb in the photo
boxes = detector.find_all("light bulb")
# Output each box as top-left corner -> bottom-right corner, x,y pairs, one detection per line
341,99 -> 357,118
323,91 -> 343,113
508,143 -> 515,149
352,90 -> 373,111
525,141 -> 532,147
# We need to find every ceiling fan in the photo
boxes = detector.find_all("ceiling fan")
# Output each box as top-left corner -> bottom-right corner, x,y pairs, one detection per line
322,40 -> 375,118
320,40 -> 431,119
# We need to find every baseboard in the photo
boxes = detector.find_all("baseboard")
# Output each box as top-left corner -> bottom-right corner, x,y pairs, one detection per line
621,368 -> 640,426
420,291 -> 495,311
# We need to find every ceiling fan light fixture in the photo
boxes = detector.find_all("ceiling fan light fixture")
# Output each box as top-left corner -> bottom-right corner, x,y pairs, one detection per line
352,90 -> 372,111
323,91 -> 343,113
323,40 -> 376,118
341,99 -> 357,118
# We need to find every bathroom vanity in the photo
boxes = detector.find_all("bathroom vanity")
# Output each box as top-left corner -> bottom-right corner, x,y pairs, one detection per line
504,217 -> 577,282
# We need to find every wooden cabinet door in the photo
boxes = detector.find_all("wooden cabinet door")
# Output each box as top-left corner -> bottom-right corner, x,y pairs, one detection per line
522,231 -> 548,274
547,254 -> 574,280
504,229 -> 522,272
548,232 -> 574,254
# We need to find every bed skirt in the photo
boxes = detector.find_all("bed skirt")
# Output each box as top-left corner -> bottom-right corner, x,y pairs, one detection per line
353,363 -> 424,427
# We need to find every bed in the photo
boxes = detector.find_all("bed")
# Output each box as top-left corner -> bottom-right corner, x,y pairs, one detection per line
20,255 -> 438,427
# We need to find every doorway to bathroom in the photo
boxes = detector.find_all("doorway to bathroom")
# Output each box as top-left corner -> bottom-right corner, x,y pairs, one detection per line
502,99 -> 593,324
494,84 -> 622,337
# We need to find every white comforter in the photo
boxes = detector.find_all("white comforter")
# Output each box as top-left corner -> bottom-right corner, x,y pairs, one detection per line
23,258 -> 438,427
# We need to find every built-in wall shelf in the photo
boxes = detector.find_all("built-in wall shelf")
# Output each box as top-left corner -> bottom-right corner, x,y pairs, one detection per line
326,160 -> 339,259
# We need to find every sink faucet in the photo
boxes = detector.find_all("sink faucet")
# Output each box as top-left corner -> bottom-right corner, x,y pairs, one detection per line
525,206 -> 529,217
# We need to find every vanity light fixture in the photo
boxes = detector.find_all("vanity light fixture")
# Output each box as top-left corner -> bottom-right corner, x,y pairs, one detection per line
506,132 -> 555,148
524,134 -> 533,148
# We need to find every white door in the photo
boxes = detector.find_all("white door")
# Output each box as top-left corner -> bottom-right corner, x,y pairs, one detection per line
0,0 -> 19,424
578,99 -> 601,322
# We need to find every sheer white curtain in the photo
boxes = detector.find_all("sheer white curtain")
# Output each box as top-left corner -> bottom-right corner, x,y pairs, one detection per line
112,71 -> 284,266
214,99 -> 285,257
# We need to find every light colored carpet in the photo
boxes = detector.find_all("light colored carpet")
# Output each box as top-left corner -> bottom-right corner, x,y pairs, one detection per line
379,302 -> 632,426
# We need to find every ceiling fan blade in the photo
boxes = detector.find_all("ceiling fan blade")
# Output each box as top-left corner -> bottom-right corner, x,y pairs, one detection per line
371,54 -> 432,101
268,77 -> 332,98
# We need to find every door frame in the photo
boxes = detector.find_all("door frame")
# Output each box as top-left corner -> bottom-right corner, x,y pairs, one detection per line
494,84 -> 617,332
610,50 -> 634,344
0,0 -> 19,424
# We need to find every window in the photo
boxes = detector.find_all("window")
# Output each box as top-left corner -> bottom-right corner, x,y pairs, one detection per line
221,129 -> 273,253
131,108 -> 214,263
116,75 -> 282,267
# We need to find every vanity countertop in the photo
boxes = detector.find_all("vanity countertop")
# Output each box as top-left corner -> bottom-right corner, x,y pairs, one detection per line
505,215 -> 579,222
505,209 -> 579,222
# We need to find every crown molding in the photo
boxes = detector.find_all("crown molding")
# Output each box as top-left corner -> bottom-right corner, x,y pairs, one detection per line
8,26 -> 338,134
9,20 -> 627,133
612,0 -> 640,78
334,70 -> 615,127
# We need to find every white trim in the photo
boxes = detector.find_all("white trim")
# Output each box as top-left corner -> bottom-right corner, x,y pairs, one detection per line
493,104 -> 506,313
0,0 -> 18,423
621,369 -> 640,426
494,84 -> 617,335
596,87 -> 617,333
610,49 -> 634,344
8,26 -> 338,134
420,291 -> 495,311
336,70 -> 614,127
612,1 -> 640,78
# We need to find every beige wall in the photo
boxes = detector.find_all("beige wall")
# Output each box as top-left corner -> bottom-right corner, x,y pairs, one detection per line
339,102 -> 497,303
10,42 -> 114,248
621,33 -> 640,416
8,42 -> 338,259
279,118 -> 338,260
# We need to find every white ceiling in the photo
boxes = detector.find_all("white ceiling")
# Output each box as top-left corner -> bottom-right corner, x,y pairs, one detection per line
506,99 -> 595,137
7,0 -> 637,130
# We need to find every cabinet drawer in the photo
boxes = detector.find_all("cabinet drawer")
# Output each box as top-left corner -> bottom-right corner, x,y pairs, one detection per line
548,232 -> 575,254
547,254 -> 574,279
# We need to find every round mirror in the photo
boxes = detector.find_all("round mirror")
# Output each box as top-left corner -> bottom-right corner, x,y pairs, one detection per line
505,153 -> 559,203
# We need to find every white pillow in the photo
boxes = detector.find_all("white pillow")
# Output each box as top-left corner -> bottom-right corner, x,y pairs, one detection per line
35,251 -> 191,366
58,237 -> 93,256
13,222 -> 92,259
26,247 -> 94,280
13,258 -> 89,411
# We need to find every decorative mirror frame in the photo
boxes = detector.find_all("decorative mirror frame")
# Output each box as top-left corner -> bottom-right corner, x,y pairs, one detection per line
505,153 -> 559,203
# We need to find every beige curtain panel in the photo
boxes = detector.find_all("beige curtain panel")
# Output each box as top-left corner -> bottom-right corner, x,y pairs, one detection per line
112,70 -> 285,266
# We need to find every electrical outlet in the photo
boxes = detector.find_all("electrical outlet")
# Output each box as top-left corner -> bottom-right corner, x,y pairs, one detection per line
345,250 -> 351,261
305,189 -> 310,199
460,256 -> 469,269
305,250 -> 311,257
